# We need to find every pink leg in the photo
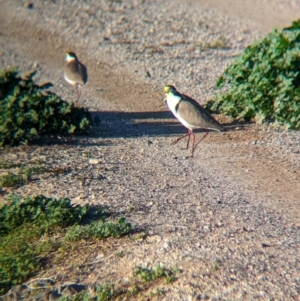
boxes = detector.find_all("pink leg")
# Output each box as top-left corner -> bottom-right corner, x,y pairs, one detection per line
190,131 -> 209,157
190,131 -> 196,157
186,129 -> 192,149
172,129 -> 192,147
195,131 -> 209,148
75,85 -> 82,107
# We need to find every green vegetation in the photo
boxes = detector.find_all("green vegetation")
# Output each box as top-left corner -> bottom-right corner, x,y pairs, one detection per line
212,258 -> 222,272
66,217 -> 133,241
0,171 -> 31,187
57,284 -> 115,301
57,265 -> 178,301
0,195 -> 90,235
0,195 -> 133,295
0,68 -> 93,146
0,164 -> 45,187
94,284 -> 115,301
0,160 -> 68,187
206,20 -> 300,129
134,265 -> 177,284
200,35 -> 227,50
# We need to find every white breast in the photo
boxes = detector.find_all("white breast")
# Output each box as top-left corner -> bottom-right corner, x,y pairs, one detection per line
166,94 -> 193,130
64,74 -> 77,86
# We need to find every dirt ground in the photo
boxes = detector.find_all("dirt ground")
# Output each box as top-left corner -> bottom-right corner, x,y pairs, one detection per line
0,0 -> 299,300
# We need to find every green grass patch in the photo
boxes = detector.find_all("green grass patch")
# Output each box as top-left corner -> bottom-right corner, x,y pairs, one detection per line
0,194 -> 133,295
56,265 -> 178,301
200,35 -> 227,50
0,167 -> 39,187
0,171 -> 30,187
134,265 -> 178,284
57,284 -> 115,301
0,194 -> 90,235
206,20 -> 300,130
65,217 -> 133,241
0,161 -> 69,188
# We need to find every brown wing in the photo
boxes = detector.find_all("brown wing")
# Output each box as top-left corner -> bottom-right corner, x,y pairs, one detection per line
177,93 -> 225,131
64,61 -> 88,85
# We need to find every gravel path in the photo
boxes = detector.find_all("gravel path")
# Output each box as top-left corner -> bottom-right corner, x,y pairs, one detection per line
0,1 -> 299,300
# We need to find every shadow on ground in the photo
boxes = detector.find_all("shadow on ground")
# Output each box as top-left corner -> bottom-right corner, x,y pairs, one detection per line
28,110 -> 250,147
90,110 -> 247,139
91,110 -> 179,138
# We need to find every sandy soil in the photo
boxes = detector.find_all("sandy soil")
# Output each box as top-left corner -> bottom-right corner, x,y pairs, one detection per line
0,0 -> 299,300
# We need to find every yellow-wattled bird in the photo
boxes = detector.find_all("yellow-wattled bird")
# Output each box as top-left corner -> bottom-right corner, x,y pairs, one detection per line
164,85 -> 225,157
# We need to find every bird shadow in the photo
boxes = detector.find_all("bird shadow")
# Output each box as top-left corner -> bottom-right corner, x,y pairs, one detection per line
80,61 -> 88,85
26,110 -> 252,147
86,110 -> 251,139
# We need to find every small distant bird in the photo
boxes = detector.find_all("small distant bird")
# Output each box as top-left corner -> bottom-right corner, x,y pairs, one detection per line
64,52 -> 88,106
164,85 -> 225,157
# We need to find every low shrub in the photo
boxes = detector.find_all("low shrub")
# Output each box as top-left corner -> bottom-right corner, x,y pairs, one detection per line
206,20 -> 300,129
0,68 -> 93,146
